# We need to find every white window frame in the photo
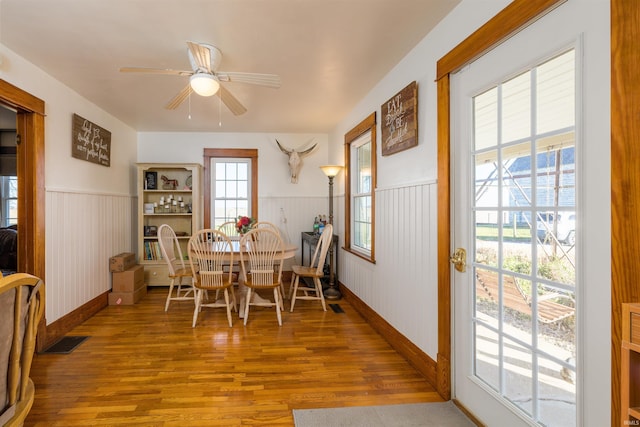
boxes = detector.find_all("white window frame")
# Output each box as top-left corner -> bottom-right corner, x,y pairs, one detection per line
344,112 -> 376,263
1,176 -> 17,227
211,157 -> 252,228
350,134 -> 373,256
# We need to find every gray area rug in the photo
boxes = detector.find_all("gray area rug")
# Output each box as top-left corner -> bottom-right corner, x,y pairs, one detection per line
293,401 -> 475,427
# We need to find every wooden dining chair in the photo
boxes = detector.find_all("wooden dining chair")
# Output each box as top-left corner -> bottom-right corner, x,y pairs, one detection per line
188,229 -> 237,327
251,221 -> 286,292
239,228 -> 285,325
158,224 -> 195,311
289,224 -> 332,312
218,220 -> 240,239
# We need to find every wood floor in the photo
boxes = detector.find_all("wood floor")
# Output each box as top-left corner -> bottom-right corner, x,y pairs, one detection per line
25,287 -> 444,426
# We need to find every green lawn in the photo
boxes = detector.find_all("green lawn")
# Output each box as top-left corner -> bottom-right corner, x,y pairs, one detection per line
476,224 -> 532,242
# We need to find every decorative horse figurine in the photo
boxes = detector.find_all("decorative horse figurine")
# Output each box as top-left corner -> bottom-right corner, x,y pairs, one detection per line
160,175 -> 179,190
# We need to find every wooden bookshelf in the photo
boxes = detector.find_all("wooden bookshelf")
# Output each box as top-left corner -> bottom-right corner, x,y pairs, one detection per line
137,163 -> 202,286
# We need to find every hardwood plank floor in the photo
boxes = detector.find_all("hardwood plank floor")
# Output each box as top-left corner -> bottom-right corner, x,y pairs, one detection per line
25,287 -> 444,426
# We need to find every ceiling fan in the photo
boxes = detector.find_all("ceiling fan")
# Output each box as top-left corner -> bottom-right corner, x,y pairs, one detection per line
120,41 -> 281,115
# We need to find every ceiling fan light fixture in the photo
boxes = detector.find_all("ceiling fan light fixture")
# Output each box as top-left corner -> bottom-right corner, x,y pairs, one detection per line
190,73 -> 219,96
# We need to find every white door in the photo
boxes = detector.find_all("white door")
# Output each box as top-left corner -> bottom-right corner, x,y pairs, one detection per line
451,16 -> 581,427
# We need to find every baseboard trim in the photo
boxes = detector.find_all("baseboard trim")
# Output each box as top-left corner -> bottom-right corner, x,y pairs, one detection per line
39,291 -> 109,351
339,283 -> 438,391
452,399 -> 485,426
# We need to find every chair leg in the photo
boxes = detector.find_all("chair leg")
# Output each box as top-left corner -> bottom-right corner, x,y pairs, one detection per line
289,275 -> 300,312
177,276 -> 193,298
224,289 -> 233,327
280,281 -> 287,304
176,276 -> 183,296
274,288 -> 282,326
230,286 -> 238,312
277,286 -> 285,311
243,289 -> 252,325
165,277 -> 176,312
288,273 -> 297,299
278,287 -> 285,311
192,288 -> 202,327
314,277 -> 327,311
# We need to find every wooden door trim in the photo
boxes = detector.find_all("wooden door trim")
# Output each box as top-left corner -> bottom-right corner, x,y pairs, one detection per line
611,0 -> 638,425
202,148 -> 258,228
434,0 -> 567,400
0,80 -> 44,115
0,79 -> 46,350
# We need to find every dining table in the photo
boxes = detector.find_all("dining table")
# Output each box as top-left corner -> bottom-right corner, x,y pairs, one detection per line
189,238 -> 298,318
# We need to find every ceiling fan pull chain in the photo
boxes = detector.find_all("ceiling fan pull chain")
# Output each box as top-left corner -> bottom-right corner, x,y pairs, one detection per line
219,94 -> 222,127
188,91 -> 192,120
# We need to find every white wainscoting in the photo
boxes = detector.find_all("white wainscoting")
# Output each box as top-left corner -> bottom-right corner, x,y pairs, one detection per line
45,189 -> 135,323
338,181 -> 438,359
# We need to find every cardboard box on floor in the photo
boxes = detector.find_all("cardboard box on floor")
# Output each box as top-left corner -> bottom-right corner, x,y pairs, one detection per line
112,264 -> 144,292
109,263 -> 146,305
108,286 -> 147,306
109,252 -> 136,272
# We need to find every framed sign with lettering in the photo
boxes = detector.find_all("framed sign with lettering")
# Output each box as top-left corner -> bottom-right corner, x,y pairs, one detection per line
381,81 -> 418,156
72,113 -> 111,167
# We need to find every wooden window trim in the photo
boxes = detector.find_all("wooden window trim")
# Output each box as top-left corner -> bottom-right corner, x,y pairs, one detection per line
344,112 -> 376,263
203,148 -> 258,229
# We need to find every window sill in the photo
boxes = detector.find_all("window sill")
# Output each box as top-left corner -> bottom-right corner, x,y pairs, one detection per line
342,246 -> 375,264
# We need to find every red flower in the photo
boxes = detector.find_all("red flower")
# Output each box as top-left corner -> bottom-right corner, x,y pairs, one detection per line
236,216 -> 255,233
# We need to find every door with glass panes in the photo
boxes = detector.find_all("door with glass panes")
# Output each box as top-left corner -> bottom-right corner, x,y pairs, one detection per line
452,33 -> 578,427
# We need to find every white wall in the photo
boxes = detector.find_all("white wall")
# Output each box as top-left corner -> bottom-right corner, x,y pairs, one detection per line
327,0 -> 513,362
328,0 -> 610,425
0,44 -> 139,323
138,132 -> 329,197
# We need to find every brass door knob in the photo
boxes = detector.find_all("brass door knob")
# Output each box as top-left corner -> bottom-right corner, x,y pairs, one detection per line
450,248 -> 467,272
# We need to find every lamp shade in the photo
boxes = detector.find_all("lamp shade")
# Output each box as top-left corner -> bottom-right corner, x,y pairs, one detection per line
190,73 -> 220,97
320,165 -> 343,178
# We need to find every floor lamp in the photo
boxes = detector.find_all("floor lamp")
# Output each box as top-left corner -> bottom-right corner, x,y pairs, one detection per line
320,165 -> 342,300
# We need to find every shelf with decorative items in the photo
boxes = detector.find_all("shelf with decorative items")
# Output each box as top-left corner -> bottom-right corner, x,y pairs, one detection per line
137,163 -> 202,286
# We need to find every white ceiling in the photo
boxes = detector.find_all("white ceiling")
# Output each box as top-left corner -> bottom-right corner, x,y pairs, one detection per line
0,0 -> 460,133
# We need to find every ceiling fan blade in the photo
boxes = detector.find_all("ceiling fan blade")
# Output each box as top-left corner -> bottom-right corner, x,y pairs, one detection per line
217,85 -> 247,116
120,67 -> 192,76
187,41 -> 212,73
165,84 -> 193,110
216,72 -> 281,88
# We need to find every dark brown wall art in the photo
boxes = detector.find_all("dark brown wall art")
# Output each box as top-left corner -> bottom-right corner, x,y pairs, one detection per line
381,81 -> 418,156
72,113 -> 111,167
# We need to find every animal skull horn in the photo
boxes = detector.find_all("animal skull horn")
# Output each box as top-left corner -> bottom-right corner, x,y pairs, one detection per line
276,139 -> 317,184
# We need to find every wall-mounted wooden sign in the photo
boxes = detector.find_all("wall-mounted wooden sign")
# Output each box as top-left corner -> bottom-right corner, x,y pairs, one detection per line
72,114 -> 111,167
381,81 -> 418,156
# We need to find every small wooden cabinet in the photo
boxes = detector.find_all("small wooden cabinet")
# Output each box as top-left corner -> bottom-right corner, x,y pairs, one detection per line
622,303 -> 640,423
137,163 -> 202,286
300,231 -> 339,284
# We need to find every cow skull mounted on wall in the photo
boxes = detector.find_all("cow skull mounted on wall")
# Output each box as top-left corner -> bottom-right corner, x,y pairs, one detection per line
276,139 -> 317,184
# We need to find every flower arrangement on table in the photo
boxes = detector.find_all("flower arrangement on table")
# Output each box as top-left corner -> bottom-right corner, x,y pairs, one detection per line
236,216 -> 256,234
